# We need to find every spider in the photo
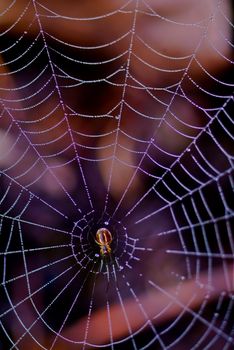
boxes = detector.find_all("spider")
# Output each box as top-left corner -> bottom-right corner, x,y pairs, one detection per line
95,228 -> 113,257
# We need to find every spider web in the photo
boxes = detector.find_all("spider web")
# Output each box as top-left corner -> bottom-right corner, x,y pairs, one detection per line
0,0 -> 233,349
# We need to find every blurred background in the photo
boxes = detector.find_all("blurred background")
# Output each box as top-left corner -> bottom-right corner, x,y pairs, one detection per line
0,1 -> 233,349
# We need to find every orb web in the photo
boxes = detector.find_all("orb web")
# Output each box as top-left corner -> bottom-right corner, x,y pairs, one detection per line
0,0 -> 233,349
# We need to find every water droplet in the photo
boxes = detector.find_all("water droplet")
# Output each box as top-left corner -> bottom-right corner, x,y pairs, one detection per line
95,253 -> 99,258
104,221 -> 109,225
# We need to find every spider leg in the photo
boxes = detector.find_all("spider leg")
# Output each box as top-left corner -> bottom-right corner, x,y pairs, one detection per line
105,261 -> 110,294
99,257 -> 103,272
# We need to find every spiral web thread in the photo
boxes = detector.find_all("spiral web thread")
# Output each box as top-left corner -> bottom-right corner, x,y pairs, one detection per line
0,0 -> 233,349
